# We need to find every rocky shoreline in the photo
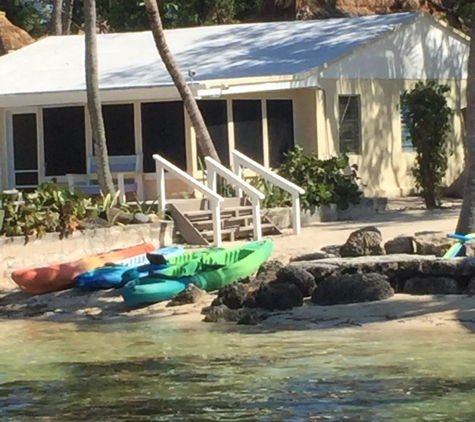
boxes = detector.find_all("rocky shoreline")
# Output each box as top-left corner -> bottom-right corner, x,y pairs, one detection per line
1,226 -> 475,332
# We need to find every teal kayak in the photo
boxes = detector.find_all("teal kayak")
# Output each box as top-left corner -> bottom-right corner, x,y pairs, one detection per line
121,239 -> 274,308
74,246 -> 185,290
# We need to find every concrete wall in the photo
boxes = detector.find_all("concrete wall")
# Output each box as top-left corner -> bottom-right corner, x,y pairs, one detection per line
0,221 -> 175,291
318,78 -> 466,197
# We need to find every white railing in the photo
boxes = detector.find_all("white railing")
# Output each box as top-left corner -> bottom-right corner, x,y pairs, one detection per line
232,149 -> 305,235
153,154 -> 225,247
205,156 -> 265,240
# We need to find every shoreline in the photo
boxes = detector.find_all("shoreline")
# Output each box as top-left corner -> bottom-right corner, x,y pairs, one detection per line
1,287 -> 475,334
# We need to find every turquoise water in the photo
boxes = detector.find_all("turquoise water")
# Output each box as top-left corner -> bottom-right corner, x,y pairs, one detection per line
1,320 -> 475,421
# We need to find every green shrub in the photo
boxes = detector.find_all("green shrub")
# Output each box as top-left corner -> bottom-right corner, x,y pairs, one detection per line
251,145 -> 363,210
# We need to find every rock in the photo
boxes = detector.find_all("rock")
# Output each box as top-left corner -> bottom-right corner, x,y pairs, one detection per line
384,236 -> 415,255
201,304 -> 243,323
237,313 -> 259,325
247,283 -> 303,311
167,284 -> 208,307
290,251 -> 336,262
273,266 -> 317,297
339,226 -> 384,257
212,282 -> 248,309
403,276 -> 459,295
147,213 -> 163,223
312,273 -> 394,305
133,212 -> 150,224
414,231 -> 454,257
256,260 -> 284,278
106,208 -> 134,225
321,245 -> 342,256
467,277 -> 475,294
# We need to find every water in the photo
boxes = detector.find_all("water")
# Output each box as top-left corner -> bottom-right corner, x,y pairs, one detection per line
1,319 -> 475,421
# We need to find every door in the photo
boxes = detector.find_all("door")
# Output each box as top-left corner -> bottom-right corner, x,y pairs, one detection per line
10,112 -> 40,189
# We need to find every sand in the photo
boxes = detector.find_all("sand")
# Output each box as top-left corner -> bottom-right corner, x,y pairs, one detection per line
1,199 -> 472,332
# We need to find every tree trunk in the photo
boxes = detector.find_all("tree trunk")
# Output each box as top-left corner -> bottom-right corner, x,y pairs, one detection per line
455,23 -> 475,234
84,0 -> 116,197
143,0 -> 221,163
62,0 -> 75,35
50,0 -> 63,35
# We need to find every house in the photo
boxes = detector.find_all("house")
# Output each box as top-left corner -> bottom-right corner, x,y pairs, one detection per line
0,12 -> 469,199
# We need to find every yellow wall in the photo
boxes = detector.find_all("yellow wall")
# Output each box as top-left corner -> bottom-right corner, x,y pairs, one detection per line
318,78 -> 466,197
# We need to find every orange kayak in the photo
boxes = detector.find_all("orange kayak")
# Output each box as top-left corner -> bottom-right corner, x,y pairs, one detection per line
11,243 -> 156,295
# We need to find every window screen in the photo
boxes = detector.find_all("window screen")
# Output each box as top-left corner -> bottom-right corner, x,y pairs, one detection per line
198,100 -> 229,166
43,107 -> 86,176
267,100 -> 294,168
338,95 -> 361,153
141,101 -> 186,172
102,104 -> 135,156
233,100 -> 263,163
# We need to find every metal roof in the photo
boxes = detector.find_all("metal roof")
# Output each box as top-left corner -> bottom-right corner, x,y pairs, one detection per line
0,13 -> 419,96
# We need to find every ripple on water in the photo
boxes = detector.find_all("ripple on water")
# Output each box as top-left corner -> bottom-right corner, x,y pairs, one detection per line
1,320 -> 475,421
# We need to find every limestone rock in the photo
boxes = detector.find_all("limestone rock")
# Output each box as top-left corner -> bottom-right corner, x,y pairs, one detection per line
290,251 -> 336,262
211,282 -> 248,309
414,231 -> 454,257
312,273 -> 393,305
167,284 -> 208,307
255,260 -> 284,279
133,212 -> 150,224
237,313 -> 259,325
247,283 -> 303,311
467,277 -> 475,294
273,266 -> 317,297
106,208 -> 134,225
339,226 -> 384,257
147,213 -> 163,223
201,304 -> 243,323
403,276 -> 459,295
384,236 -> 415,255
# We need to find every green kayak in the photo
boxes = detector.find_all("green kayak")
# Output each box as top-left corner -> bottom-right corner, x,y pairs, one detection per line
121,238 -> 274,308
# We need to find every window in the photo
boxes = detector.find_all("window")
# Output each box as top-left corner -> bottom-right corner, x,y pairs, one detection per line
233,100 -> 263,163
198,100 -> 229,166
267,100 -> 294,168
43,106 -> 86,176
141,101 -> 186,172
338,95 -> 361,153
102,104 -> 135,156
400,96 -> 415,151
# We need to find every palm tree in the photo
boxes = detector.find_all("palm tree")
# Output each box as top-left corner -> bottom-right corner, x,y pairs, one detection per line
62,0 -> 75,35
84,0 -> 116,196
50,0 -> 63,35
456,22 -> 475,234
143,0 -> 221,162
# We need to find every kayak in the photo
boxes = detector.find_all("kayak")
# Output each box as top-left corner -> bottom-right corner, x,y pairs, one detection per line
121,239 -> 274,308
11,243 -> 156,295
73,246 -> 185,290
121,247 -> 224,285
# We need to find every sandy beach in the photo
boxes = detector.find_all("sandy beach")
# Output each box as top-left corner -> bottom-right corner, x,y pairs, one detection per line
1,198 -> 473,333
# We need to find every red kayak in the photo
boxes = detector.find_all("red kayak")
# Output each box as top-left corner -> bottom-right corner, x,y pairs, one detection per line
11,243 -> 156,295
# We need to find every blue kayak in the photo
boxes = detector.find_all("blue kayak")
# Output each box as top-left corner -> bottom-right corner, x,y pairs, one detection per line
74,246 -> 185,290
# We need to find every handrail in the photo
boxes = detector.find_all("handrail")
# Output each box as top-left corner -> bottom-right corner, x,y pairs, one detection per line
205,156 -> 265,241
153,154 -> 224,247
232,149 -> 305,235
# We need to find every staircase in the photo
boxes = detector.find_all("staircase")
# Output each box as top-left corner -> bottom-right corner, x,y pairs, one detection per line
167,197 -> 282,245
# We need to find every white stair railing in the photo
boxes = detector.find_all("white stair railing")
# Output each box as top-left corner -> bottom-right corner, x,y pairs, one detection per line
205,156 -> 265,240
232,149 -> 305,235
153,154 -> 224,247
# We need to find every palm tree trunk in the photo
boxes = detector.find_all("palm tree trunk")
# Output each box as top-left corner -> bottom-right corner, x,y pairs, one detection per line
84,0 -> 116,197
143,0 -> 221,163
50,0 -> 63,35
62,0 -> 75,35
456,23 -> 475,234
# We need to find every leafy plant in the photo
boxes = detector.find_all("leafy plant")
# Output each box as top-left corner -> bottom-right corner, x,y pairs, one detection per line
401,80 -> 453,209
251,145 -> 363,210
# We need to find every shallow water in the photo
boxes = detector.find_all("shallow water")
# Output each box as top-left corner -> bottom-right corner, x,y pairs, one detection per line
1,319 -> 475,421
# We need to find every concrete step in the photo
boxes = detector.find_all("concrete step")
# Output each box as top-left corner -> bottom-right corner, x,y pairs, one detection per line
184,206 -> 253,221
201,223 -> 278,241
193,215 -> 256,231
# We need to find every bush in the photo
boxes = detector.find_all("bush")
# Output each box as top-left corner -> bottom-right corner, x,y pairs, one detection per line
401,81 -> 453,209
251,145 -> 363,210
